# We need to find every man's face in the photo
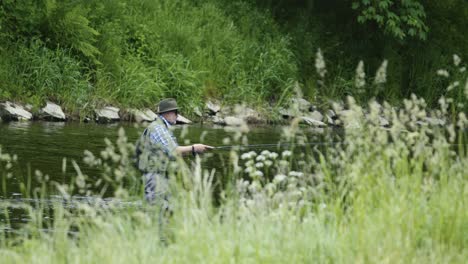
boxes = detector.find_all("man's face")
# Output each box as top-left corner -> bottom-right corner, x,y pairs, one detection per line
163,110 -> 178,125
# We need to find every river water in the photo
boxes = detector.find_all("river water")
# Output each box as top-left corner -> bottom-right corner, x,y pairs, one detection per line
0,121 -> 327,199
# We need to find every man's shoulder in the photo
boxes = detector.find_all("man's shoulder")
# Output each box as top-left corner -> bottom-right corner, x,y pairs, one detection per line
147,119 -> 171,138
148,118 -> 166,129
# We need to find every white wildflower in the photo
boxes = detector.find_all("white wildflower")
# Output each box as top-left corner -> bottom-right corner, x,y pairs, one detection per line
289,171 -> 304,178
222,138 -> 231,145
287,183 -> 297,191
447,124 -> 456,143
256,155 -> 266,162
374,60 -> 388,85
460,67 -> 466,73
245,160 -> 254,167
355,60 -> 366,90
457,112 -> 467,129
273,174 -> 287,184
246,199 -> 255,208
447,81 -> 460,92
288,190 -> 302,200
236,179 -> 250,193
241,152 -> 251,160
265,183 -> 276,196
244,167 -> 254,174
115,187 -> 128,199
282,150 -> 292,158
437,69 -> 450,78
248,181 -> 261,193
35,170 -> 43,181
453,54 -> 461,66
269,152 -> 278,159
465,79 -> 468,99
260,150 -> 271,156
248,151 -> 257,157
315,48 -> 327,78
264,160 -> 273,167
252,170 -> 264,178
255,162 -> 264,168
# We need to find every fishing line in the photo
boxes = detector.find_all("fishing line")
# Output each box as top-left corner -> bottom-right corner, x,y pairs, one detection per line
213,142 -> 344,150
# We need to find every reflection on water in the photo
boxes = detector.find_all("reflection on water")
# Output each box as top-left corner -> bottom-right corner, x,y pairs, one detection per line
41,121 -> 66,134
0,122 -> 278,194
0,121 -> 329,230
0,121 -> 329,198
4,121 -> 33,131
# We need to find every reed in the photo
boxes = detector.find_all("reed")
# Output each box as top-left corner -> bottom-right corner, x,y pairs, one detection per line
1,86 -> 467,262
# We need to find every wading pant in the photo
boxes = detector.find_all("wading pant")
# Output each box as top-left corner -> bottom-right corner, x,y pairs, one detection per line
144,172 -> 172,243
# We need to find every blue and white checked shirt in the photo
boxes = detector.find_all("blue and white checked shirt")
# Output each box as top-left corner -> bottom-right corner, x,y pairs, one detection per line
136,115 -> 179,173
148,115 -> 178,155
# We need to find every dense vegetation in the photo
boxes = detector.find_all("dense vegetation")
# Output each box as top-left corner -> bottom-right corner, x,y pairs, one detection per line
0,0 -> 466,114
1,92 -> 467,262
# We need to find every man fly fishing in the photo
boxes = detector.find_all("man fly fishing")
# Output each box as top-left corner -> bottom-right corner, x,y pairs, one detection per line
135,98 -> 213,209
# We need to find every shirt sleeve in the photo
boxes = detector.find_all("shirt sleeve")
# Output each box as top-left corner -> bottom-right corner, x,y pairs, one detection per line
148,124 -> 178,155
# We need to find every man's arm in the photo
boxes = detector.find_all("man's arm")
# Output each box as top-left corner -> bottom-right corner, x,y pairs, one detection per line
176,144 -> 214,156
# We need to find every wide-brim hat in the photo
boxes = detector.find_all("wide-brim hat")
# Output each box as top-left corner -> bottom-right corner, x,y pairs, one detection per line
157,98 -> 179,114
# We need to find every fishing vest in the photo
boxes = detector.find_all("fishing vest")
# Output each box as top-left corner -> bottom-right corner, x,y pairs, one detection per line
135,117 -> 178,173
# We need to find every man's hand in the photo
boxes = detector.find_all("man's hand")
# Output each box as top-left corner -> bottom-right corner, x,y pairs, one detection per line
192,144 -> 214,153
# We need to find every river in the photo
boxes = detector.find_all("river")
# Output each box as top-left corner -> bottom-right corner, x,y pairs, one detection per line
0,121 -> 328,198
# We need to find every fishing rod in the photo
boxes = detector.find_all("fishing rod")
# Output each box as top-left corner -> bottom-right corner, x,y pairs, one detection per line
213,141 -> 344,150
212,140 -> 467,151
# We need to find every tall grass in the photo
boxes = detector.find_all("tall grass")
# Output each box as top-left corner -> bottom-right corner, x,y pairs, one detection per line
1,86 -> 467,262
0,0 -> 296,113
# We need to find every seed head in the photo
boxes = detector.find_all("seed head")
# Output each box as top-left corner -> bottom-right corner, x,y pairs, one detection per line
374,60 -> 388,85
355,60 -> 366,91
315,48 -> 327,78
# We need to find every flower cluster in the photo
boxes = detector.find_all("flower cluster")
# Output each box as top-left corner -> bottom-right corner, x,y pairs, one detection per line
236,148 -> 320,212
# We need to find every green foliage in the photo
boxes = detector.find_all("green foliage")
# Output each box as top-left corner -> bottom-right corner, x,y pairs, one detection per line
0,0 -> 466,112
352,0 -> 428,40
0,40 -> 90,109
0,0 -> 297,110
46,2 -> 101,63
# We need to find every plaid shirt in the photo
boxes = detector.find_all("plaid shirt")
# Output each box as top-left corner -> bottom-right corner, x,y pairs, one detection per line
136,115 -> 178,173
148,115 -> 178,155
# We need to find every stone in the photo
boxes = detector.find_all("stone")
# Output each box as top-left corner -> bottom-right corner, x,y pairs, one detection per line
291,98 -> 312,112
129,109 -> 157,122
143,109 -> 158,121
279,107 -> 297,118
193,106 -> 203,117
40,102 -> 66,121
224,116 -> 244,126
300,116 -> 326,127
212,115 -> 226,125
325,109 -> 337,125
176,114 -> 192,124
236,106 -> 262,123
206,101 -> 221,115
309,110 -> 323,122
95,106 -> 120,122
0,101 -> 33,121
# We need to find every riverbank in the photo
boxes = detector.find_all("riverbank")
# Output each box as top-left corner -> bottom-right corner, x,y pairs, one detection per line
0,95 -> 455,133
1,93 -> 466,263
